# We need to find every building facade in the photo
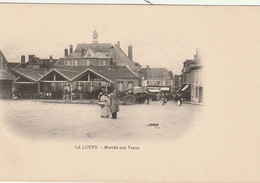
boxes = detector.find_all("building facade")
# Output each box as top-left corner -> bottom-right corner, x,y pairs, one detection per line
173,75 -> 182,91
180,49 -> 203,103
141,66 -> 174,92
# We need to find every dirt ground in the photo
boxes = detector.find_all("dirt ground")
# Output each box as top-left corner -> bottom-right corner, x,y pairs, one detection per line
0,99 -> 202,142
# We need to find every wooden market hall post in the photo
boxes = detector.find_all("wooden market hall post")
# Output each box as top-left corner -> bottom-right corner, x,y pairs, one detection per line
70,82 -> 72,100
38,82 -> 40,93
11,81 -> 15,98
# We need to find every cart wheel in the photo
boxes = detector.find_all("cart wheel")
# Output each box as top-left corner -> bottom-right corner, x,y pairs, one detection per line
124,95 -> 135,105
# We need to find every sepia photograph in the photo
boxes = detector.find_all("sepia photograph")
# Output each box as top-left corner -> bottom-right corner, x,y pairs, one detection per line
0,4 -> 203,142
0,3 -> 259,182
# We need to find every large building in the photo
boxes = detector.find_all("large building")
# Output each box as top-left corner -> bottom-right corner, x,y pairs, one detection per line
180,49 -> 203,103
173,75 -> 182,91
0,50 -> 16,98
141,66 -> 174,92
10,30 -> 142,99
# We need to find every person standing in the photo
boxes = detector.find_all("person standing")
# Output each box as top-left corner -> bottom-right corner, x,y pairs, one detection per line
98,92 -> 103,102
162,93 -> 167,105
177,94 -> 182,106
99,93 -> 110,118
146,93 -> 150,104
109,90 -> 120,119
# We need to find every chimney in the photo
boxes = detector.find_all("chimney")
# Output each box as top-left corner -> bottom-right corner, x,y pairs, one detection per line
117,40 -> 120,47
69,45 -> 73,54
81,49 -> 85,56
29,55 -> 35,61
128,45 -> 133,60
64,48 -> 68,57
146,65 -> 149,70
21,55 -> 25,64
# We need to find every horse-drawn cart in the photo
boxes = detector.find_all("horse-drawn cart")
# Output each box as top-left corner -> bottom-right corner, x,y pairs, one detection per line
118,86 -> 150,105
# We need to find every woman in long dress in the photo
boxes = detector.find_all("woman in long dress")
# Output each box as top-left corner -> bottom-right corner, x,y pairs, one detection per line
100,93 -> 110,118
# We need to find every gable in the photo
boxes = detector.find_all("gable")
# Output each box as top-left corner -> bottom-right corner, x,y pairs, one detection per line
0,50 -> 8,69
14,76 -> 35,83
85,48 -> 94,58
40,70 -> 69,81
73,69 -> 114,83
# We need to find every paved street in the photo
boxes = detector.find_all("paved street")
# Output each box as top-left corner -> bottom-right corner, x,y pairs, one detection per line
0,100 -> 202,142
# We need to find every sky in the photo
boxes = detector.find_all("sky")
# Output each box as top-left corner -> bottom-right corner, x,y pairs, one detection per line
0,4 -> 208,75
0,4 -> 259,76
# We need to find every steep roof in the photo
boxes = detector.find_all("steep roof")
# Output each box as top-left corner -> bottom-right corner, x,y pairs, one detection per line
0,49 -> 8,69
26,56 -> 57,67
113,45 -> 141,75
7,62 -> 20,69
74,43 -> 112,53
141,68 -> 171,80
67,43 -> 113,59
55,66 -> 139,82
0,69 -> 16,80
12,65 -> 139,83
12,68 -> 45,82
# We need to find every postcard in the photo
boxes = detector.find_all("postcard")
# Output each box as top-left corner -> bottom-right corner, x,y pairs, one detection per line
0,4 -> 259,182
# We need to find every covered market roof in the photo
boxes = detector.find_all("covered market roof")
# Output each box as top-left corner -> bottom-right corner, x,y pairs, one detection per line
0,69 -> 16,80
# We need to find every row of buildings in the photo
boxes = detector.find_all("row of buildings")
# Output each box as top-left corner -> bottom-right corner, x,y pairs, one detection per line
0,30 -> 175,100
173,49 -> 203,103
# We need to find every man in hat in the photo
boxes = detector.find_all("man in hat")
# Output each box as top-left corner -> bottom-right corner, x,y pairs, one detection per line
109,90 -> 120,119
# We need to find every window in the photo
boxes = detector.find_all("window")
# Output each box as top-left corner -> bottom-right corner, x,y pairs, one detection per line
127,81 -> 133,89
162,81 -> 165,86
196,86 -> 198,98
183,74 -> 186,83
118,81 -> 124,91
66,60 -> 71,66
78,60 -> 82,66
86,60 -> 90,66
200,71 -> 202,83
93,60 -> 98,66
152,74 -> 155,79
195,71 -> 199,83
103,60 -> 107,66
74,60 -> 78,66
98,60 -> 103,66
199,71 -> 201,83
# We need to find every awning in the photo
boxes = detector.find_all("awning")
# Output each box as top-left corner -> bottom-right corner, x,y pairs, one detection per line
160,87 -> 169,91
176,88 -> 181,92
181,84 -> 190,91
148,89 -> 161,93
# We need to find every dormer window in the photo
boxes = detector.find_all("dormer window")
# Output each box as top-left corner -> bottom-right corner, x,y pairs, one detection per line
85,48 -> 94,58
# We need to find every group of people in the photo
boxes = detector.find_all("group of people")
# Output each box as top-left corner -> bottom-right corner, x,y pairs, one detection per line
98,90 -> 120,119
